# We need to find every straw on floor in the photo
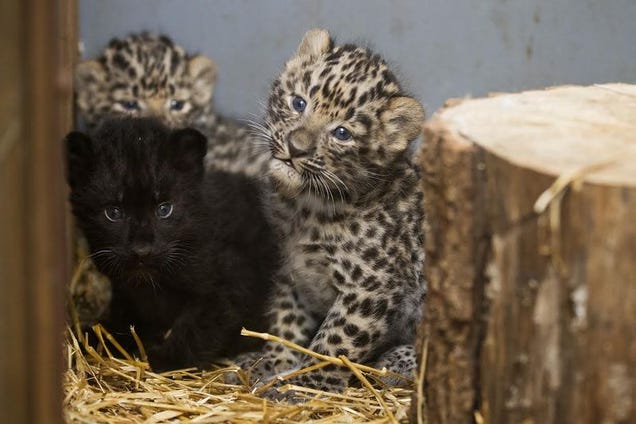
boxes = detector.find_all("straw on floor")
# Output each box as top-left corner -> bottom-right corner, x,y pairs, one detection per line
64,261 -> 419,423
64,326 -> 415,423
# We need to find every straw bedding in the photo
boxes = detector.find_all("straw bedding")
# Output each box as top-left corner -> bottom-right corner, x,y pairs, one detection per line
64,265 -> 421,423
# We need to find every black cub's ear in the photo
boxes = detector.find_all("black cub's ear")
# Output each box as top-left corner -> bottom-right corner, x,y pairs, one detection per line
166,128 -> 207,177
65,131 -> 94,188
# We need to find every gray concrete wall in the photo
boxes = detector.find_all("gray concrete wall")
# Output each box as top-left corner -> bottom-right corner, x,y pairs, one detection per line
79,0 -> 636,119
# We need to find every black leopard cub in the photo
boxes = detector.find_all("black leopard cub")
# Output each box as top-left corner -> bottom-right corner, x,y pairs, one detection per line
231,29 -> 426,396
66,117 -> 278,371
72,33 -> 268,328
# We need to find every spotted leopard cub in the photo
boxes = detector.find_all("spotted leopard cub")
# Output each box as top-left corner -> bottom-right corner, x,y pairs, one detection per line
75,32 -> 266,176
234,29 -> 426,395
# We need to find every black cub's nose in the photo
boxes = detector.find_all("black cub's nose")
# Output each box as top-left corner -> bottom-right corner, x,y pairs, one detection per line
132,244 -> 152,260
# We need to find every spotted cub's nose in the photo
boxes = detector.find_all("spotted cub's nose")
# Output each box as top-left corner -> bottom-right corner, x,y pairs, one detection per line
287,127 -> 316,158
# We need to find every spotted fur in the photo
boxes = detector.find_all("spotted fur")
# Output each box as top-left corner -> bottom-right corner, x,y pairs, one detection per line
230,29 -> 426,396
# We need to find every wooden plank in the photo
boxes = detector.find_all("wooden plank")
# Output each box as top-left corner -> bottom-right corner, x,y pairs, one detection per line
0,0 -> 76,422
0,1 -> 29,421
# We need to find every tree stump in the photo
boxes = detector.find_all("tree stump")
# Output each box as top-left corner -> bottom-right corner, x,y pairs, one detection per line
414,84 -> 636,424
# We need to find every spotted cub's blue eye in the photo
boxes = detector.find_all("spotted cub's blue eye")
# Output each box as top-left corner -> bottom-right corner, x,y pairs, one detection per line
120,100 -> 139,111
291,96 -> 307,113
169,99 -> 185,111
333,126 -> 352,141
104,206 -> 124,222
156,202 -> 173,219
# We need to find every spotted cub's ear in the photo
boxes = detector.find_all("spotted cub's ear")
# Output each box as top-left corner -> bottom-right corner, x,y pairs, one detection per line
74,60 -> 107,115
65,131 -> 94,189
166,128 -> 208,179
381,96 -> 425,151
187,55 -> 217,106
75,60 -> 106,91
296,28 -> 332,57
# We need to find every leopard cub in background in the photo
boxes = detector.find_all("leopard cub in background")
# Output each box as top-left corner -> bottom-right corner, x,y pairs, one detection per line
76,32 -> 268,176
232,29 -> 426,396
66,118 -> 278,371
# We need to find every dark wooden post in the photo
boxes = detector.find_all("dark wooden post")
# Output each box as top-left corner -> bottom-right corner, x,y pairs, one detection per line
0,0 -> 76,422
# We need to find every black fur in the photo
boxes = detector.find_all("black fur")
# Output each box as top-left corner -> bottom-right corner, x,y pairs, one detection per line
66,117 -> 277,371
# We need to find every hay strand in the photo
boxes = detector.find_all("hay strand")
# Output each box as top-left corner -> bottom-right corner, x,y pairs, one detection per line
339,355 -> 398,423
415,337 -> 428,424
241,328 -> 391,377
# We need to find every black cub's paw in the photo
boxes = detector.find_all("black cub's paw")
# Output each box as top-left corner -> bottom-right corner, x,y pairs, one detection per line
147,344 -> 186,373
147,345 -> 173,372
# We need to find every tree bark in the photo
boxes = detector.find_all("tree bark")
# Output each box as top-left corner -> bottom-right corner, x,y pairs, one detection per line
413,84 -> 636,424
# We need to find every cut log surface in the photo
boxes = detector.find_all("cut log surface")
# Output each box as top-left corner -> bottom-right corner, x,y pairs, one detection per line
415,84 -> 636,424
443,84 -> 636,186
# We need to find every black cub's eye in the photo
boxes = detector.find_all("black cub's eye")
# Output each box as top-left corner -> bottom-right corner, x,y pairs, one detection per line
119,100 -> 139,111
169,99 -> 185,111
333,126 -> 352,141
104,206 -> 124,222
156,202 -> 174,219
291,96 -> 307,113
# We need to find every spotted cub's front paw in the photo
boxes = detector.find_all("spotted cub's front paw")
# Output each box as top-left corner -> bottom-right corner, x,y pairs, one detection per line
258,366 -> 348,402
224,351 -> 298,387
223,351 -> 265,386
372,344 -> 417,388
282,371 -> 347,394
